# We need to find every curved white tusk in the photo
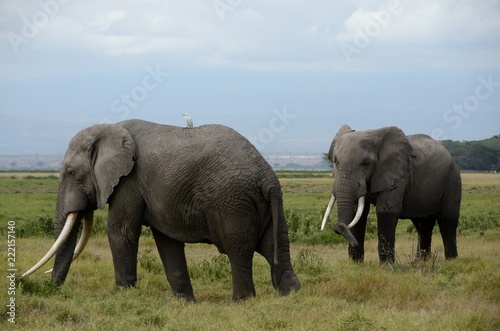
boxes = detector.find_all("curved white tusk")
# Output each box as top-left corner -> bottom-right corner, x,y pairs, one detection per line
21,212 -> 78,278
44,211 -> 93,274
321,194 -> 336,231
72,212 -> 93,261
348,196 -> 365,229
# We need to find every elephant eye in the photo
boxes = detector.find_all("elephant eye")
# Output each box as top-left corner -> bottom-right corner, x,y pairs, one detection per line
361,160 -> 370,167
66,168 -> 75,177
333,156 -> 339,165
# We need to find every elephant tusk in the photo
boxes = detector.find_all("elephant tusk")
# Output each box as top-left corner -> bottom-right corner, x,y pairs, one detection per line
321,194 -> 336,231
21,212 -> 78,278
348,196 -> 365,229
44,211 -> 93,274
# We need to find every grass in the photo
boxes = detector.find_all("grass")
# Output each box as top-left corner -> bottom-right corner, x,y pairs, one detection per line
0,172 -> 499,330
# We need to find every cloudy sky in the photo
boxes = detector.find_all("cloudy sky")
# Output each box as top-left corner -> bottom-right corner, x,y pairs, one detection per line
1,0 -> 499,154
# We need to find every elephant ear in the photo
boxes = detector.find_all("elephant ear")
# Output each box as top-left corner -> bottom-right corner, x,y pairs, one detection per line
329,124 -> 354,162
370,126 -> 412,194
87,124 -> 136,209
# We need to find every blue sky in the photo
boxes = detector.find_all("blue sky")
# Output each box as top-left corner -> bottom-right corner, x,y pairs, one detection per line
1,0 -> 499,154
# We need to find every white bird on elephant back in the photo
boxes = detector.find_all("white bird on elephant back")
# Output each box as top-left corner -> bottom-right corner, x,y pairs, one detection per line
182,113 -> 193,128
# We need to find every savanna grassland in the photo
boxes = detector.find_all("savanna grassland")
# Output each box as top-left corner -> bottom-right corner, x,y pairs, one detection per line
0,171 -> 499,330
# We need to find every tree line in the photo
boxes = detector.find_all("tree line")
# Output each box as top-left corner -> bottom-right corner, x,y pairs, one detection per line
441,135 -> 500,171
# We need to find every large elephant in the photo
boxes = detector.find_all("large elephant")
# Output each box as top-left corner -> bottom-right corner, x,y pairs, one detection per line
22,119 -> 300,301
321,125 -> 461,263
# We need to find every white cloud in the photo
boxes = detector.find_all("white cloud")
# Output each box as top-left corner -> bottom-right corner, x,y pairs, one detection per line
1,0 -> 499,73
331,0 -> 500,70
86,10 -> 128,32
336,0 -> 500,47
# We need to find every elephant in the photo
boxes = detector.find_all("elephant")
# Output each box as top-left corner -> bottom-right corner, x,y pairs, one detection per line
321,124 -> 461,263
22,119 -> 301,301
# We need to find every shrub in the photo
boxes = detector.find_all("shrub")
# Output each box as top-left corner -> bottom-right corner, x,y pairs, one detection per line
18,216 -> 54,237
189,254 -> 231,281
459,213 -> 500,234
91,215 -> 107,236
138,248 -> 164,274
19,278 -> 60,296
285,209 -> 346,245
294,248 -> 325,275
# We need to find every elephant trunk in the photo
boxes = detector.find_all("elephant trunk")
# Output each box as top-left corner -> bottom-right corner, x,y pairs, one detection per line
334,198 -> 360,247
333,199 -> 358,246
333,223 -> 359,246
51,211 -> 82,284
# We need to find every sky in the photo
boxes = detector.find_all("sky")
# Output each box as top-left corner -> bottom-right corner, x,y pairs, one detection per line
1,0 -> 499,155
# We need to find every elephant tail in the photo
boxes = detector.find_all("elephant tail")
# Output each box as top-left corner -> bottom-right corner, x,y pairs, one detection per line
270,191 -> 282,289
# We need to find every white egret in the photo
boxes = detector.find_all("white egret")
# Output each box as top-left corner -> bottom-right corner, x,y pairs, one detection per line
182,113 -> 193,128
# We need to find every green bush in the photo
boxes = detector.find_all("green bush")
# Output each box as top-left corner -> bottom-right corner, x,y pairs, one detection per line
138,248 -> 164,274
459,213 -> 500,234
285,209 -> 345,245
294,248 -> 325,275
91,215 -> 107,235
18,216 -> 54,237
17,215 -> 110,237
189,254 -> 231,282
19,278 -> 60,296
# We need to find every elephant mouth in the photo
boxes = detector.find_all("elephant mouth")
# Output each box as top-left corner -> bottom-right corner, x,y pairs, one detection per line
21,211 -> 94,278
320,194 -> 365,247
321,195 -> 365,230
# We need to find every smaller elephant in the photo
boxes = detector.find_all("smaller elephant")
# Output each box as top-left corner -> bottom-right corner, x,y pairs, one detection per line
321,125 -> 461,262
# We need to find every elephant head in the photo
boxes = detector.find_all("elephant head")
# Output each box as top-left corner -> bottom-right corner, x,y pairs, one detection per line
321,124 -> 412,245
22,124 -> 136,283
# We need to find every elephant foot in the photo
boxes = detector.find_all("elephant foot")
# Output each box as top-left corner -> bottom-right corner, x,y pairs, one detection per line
378,252 -> 395,264
378,245 -> 395,264
278,283 -> 301,297
414,249 -> 431,262
232,290 -> 256,301
173,291 -> 196,303
115,279 -> 136,288
115,283 -> 136,292
276,270 -> 301,296
444,246 -> 458,260
348,245 -> 364,263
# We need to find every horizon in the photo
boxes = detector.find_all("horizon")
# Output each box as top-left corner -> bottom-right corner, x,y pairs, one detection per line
0,132 -> 499,157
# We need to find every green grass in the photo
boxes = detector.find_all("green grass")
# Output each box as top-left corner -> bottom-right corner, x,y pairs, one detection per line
0,172 -> 499,330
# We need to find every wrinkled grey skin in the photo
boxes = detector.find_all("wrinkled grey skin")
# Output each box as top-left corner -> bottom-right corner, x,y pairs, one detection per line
327,125 -> 461,263
52,119 -> 300,301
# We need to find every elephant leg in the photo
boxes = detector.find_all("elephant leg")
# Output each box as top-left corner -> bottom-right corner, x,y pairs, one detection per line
376,212 -> 398,263
107,209 -> 142,287
411,218 -> 436,260
437,216 -> 459,259
348,202 -> 370,262
216,214 -> 258,300
150,228 -> 195,302
227,252 -> 256,301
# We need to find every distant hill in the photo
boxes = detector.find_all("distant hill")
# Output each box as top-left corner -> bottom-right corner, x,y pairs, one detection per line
441,135 -> 500,171
0,154 -> 64,171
